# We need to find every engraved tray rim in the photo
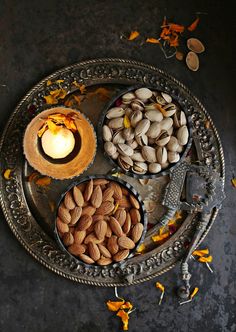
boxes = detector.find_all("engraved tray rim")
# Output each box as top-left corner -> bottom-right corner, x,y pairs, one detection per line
0,58 -> 225,286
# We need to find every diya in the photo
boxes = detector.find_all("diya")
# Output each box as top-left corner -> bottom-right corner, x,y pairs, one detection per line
23,106 -> 97,179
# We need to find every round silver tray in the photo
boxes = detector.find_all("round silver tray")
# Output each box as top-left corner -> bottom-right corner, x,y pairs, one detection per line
0,58 -> 225,286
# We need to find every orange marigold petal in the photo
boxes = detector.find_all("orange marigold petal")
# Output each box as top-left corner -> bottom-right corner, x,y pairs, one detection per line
106,300 -> 124,312
190,287 -> 199,299
155,282 -> 165,293
198,255 -> 213,263
187,17 -> 200,32
3,169 -> 12,180
146,38 -> 160,44
35,176 -> 52,187
128,31 -> 140,41
231,178 -> 236,188
192,249 -> 209,257
152,232 -> 170,243
136,243 -> 146,253
120,302 -> 133,310
117,310 -> 129,331
37,123 -> 48,137
44,95 -> 58,105
123,115 -> 131,128
47,119 -> 60,134
46,80 -> 52,86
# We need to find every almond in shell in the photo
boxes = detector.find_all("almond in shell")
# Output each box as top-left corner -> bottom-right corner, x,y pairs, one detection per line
70,206 -> 82,225
79,253 -> 95,264
73,186 -> 84,207
58,205 -> 71,224
88,242 -> 101,261
98,244 -> 112,258
68,243 -> 86,256
83,179 -> 93,201
130,208 -> 141,224
77,215 -> 92,231
118,236 -> 135,249
131,223 -> 144,243
97,257 -> 112,266
94,220 -> 107,240
109,216 -> 123,237
96,201 -> 114,215
107,235 -> 119,255
90,185 -> 103,208
74,230 -> 86,244
113,249 -> 130,262
56,217 -> 69,233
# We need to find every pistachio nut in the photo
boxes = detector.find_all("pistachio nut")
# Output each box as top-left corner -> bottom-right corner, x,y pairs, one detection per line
163,103 -> 177,117
148,163 -> 162,173
173,110 -> 187,128
168,151 -> 180,163
131,152 -> 145,162
108,117 -> 124,129
177,125 -> 189,145
161,92 -> 172,104
112,131 -> 125,144
131,99 -> 145,112
146,122 -> 161,138
156,146 -> 167,164
144,110 -> 163,122
166,136 -> 180,152
126,139 -> 139,150
122,127 -> 134,141
122,92 -> 136,103
132,161 -> 148,174
135,134 -> 148,146
118,155 -> 133,171
106,107 -> 125,119
117,143 -> 134,157
159,118 -> 173,131
125,107 -> 133,118
102,125 -> 112,142
130,110 -> 143,127
104,141 -> 117,156
156,131 -> 170,147
135,119 -> 151,137
135,87 -> 152,100
142,146 -> 157,163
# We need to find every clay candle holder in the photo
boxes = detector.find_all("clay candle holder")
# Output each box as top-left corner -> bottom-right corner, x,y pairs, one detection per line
23,107 -> 97,180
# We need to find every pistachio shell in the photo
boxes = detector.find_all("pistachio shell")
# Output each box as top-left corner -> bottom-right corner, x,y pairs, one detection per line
130,110 -> 143,127
161,161 -> 169,169
108,117 -> 124,129
112,131 -> 125,144
104,141 -> 117,156
122,127 -> 134,141
144,103 -> 157,111
131,152 -> 145,162
146,122 -> 161,138
135,87 -> 152,100
135,119 -> 151,137
166,136 -> 180,152
159,118 -> 173,131
186,51 -> 199,71
168,151 -> 180,163
161,92 -> 172,103
135,134 -> 148,146
148,163 -> 162,173
117,143 -> 134,157
111,151 -> 119,159
177,125 -> 189,145
144,110 -> 163,122
126,139 -> 139,150
173,110 -> 187,128
132,162 -> 148,174
156,94 -> 167,105
106,107 -> 125,119
156,146 -> 167,164
156,131 -> 170,147
187,38 -> 205,54
167,126 -> 173,136
118,155 -> 133,171
102,125 -> 112,142
122,92 -> 136,103
163,103 -> 177,117
142,146 -> 157,163
125,107 -> 133,117
131,100 -> 145,112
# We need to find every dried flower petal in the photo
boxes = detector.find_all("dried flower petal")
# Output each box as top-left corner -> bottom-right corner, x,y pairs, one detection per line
44,95 -> 58,105
152,232 -> 170,243
136,243 -> 146,253
155,282 -> 165,305
198,255 -> 213,263
187,17 -> 200,32
35,176 -> 52,187
27,171 -> 39,182
128,31 -> 140,41
113,203 -> 119,214
154,103 -> 169,117
190,287 -> 199,299
120,302 -> 133,311
231,178 -> 236,188
175,211 -> 182,220
73,95 -> 82,105
123,115 -> 131,128
3,169 -> 12,180
47,80 -> 52,86
107,300 -> 125,312
56,79 -> 64,84
146,38 -> 160,44
117,310 -> 129,331
192,249 -> 209,257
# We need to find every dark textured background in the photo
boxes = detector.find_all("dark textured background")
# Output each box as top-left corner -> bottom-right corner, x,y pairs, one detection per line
0,1 -> 235,331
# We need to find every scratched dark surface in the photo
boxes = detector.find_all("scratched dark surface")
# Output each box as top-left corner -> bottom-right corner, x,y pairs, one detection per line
0,0 -> 235,331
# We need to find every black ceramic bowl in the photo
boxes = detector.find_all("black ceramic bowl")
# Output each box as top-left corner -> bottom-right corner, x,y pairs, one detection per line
54,175 -> 148,267
97,85 -> 192,179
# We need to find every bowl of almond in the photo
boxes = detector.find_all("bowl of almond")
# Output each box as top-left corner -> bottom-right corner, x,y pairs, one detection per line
55,175 -> 147,266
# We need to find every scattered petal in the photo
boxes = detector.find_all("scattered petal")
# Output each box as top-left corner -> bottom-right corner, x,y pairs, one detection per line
3,169 -> 12,180
152,232 -> 170,243
128,31 -> 140,41
198,255 -> 213,263
73,95 -> 82,105
192,248 -> 209,257
187,17 -> 200,31
44,95 -> 58,105
155,282 -> 165,305
46,80 -> 52,86
123,115 -> 131,128
146,38 -> 160,44
190,287 -> 199,299
231,178 -> 236,188
205,120 -> 211,129
27,171 -> 39,182
117,310 -> 129,331
56,79 -> 64,84
113,203 -> 119,214
35,176 -> 52,187
136,243 -> 146,253
107,300 -> 125,312
175,211 -> 183,220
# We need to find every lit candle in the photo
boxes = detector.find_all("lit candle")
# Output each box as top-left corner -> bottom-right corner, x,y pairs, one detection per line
41,127 -> 75,159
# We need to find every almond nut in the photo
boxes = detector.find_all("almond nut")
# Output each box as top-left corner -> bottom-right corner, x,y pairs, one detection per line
113,249 -> 130,262
84,179 -> 94,201
114,209 -> 126,227
88,242 -> 101,261
81,205 -> 96,216
70,206 -> 82,225
56,217 -> 69,233
92,214 -> 104,223
123,213 -> 131,234
117,196 -> 132,209
97,257 -> 112,265
105,224 -> 112,238
109,216 -> 123,237
74,230 -> 86,244
84,232 -> 104,245
58,205 -> 71,224
62,232 -> 74,246
94,220 -> 107,240
96,201 -> 114,215
129,194 -> 140,209
77,215 -> 92,231
68,243 -> 86,256
79,253 -> 95,264
118,236 -> 135,249
93,179 -> 109,185
77,182 -> 86,192
109,182 -> 123,200
98,244 -> 112,258
121,187 -> 129,196
107,235 -> 119,255
102,187 -> 114,201
131,223 -> 144,243
64,191 -> 76,210
90,185 -> 103,208
73,186 -> 84,207
130,208 -> 141,224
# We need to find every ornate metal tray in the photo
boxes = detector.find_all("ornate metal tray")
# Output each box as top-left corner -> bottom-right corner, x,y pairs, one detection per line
0,59 -> 225,287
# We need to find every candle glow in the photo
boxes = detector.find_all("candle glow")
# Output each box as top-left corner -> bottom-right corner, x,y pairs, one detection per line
41,127 -> 75,159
